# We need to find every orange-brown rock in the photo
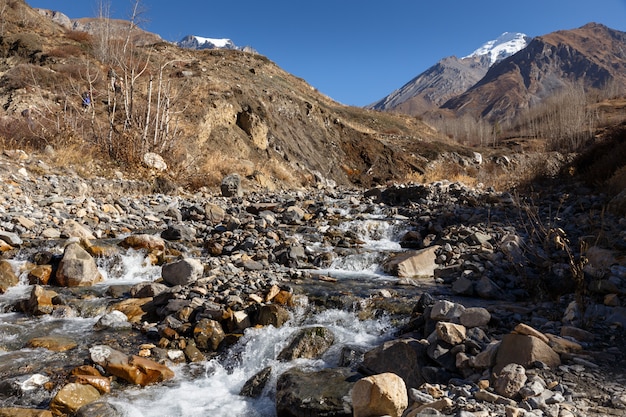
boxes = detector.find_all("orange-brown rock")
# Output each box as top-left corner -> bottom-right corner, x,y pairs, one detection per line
27,335 -> 77,352
27,264 -> 53,285
109,297 -> 152,323
89,345 -> 174,386
0,259 -> 18,294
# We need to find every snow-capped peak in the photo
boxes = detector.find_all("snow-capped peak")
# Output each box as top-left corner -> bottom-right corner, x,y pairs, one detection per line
464,32 -> 530,65
176,35 -> 237,50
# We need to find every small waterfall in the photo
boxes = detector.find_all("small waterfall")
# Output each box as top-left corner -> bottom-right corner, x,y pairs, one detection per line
110,309 -> 395,417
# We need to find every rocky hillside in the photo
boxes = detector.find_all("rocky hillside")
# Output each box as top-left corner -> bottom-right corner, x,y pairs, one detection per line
1,0 -> 456,191
369,32 -> 530,116
441,23 -> 626,121
368,55 -> 491,115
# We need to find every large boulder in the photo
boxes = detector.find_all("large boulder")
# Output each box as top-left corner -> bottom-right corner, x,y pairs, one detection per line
55,242 -> 104,287
277,326 -> 335,361
361,338 -> 427,389
494,333 -> 561,374
352,373 -> 408,417
276,368 -> 358,417
382,246 -> 440,278
89,345 -> 174,386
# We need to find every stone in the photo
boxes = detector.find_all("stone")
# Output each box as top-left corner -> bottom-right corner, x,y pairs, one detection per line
430,300 -> 466,322
193,318 -> 225,351
460,307 -> 491,328
89,345 -> 174,386
61,219 -> 96,240
405,397 -> 454,417
55,242 -> 104,287
94,310 -> 132,331
49,383 -> 101,416
240,366 -> 272,398
119,234 -> 166,254
256,304 -> 290,327
545,334 -> 583,354
277,326 -> 335,361
162,258 -> 204,286
27,336 -> 77,352
471,341 -> 500,368
75,400 -> 124,417
495,333 -> 561,374
108,298 -> 152,323
204,203 -> 226,223
0,230 -> 22,246
27,264 -> 52,285
276,368 -> 358,417
560,326 -> 595,342
494,363 -> 527,398
382,246 -> 440,278
475,276 -> 504,299
0,259 -> 19,294
26,285 -> 58,316
143,152 -> 167,171
221,173 -> 243,197
513,323 -> 550,344
362,338 -> 427,389
436,322 -> 467,345
352,373 -> 408,417
183,343 -> 206,363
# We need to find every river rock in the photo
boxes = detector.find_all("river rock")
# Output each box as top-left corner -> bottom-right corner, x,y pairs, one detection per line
49,382 -> 101,416
193,318 -> 225,351
61,219 -> 96,240
382,246 -> 440,278
89,345 -> 174,386
460,307 -> 491,328
0,230 -> 22,246
27,265 -> 52,285
240,366 -> 272,398
75,400 -> 124,417
256,304 -> 290,327
27,336 -> 77,352
494,333 -> 561,374
55,242 -> 104,287
352,372 -> 408,417
436,322 -> 467,345
162,258 -> 203,286
0,260 -> 18,294
108,297 -> 152,323
494,363 -> 527,398
275,367 -> 358,417
204,202 -> 226,223
94,310 -> 132,331
25,285 -> 58,316
430,300 -> 465,322
361,338 -> 427,389
119,234 -> 165,254
277,326 -> 335,361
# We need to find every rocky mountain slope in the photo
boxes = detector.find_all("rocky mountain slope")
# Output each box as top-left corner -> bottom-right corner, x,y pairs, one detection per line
5,1 -> 448,190
369,32 -> 530,116
442,23 -> 626,121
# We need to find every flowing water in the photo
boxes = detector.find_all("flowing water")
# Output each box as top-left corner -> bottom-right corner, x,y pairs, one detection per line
0,213 -> 410,416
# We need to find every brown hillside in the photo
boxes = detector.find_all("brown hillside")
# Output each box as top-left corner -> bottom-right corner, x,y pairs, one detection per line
0,0 -> 459,190
441,23 -> 626,122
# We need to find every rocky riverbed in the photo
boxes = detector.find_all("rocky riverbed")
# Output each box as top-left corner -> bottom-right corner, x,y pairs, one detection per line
0,150 -> 626,417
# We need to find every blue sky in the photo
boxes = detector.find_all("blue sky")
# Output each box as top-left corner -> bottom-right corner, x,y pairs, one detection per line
26,0 -> 626,106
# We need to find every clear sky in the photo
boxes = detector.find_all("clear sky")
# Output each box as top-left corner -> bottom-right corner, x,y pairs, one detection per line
25,0 -> 626,107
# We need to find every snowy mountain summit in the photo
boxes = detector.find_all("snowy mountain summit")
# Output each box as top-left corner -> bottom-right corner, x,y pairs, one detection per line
176,35 -> 239,50
464,32 -> 531,65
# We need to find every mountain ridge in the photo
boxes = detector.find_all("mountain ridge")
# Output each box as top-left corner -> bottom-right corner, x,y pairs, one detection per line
368,31 -> 530,115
